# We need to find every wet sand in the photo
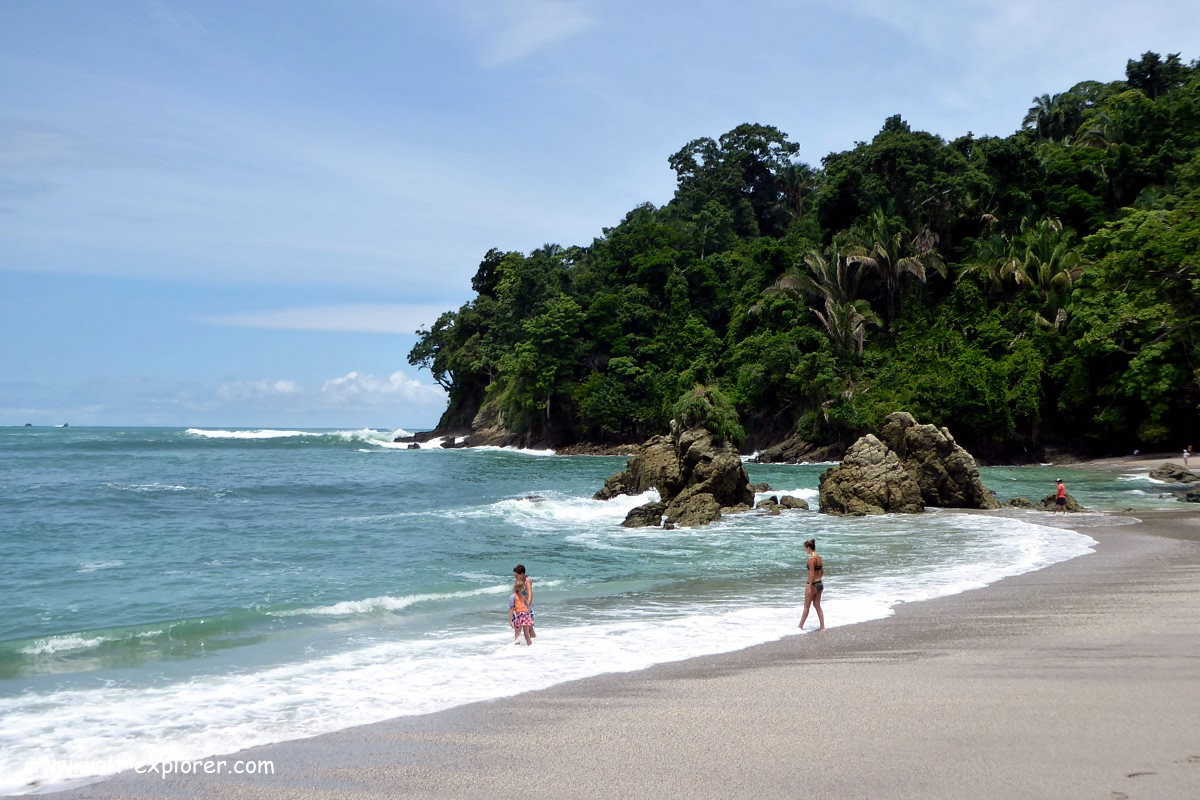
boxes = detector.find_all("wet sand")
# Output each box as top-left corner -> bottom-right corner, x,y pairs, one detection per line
45,511 -> 1200,800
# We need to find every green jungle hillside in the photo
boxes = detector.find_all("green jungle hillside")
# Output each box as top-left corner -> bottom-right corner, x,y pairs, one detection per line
410,52 -> 1200,462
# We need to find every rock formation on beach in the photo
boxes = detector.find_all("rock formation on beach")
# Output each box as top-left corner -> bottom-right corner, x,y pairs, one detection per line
818,412 -> 998,515
1149,463 -> 1200,483
598,425 -> 754,528
1036,492 -> 1085,512
818,434 -> 925,515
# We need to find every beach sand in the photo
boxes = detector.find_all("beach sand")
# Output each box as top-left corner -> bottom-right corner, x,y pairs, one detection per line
47,510 -> 1200,800
1071,451 -> 1195,473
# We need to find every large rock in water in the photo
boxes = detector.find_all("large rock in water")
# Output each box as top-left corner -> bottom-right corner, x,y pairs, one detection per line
877,412 -> 999,509
818,435 -> 925,515
818,415 -> 998,515
596,425 -> 753,528
1149,463 -> 1200,483
594,435 -> 682,500
754,435 -> 842,464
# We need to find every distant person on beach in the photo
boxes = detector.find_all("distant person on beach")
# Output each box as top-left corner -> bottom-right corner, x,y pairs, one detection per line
509,580 -> 535,646
1185,446 -> 1192,467
798,538 -> 825,632
1053,478 -> 1067,513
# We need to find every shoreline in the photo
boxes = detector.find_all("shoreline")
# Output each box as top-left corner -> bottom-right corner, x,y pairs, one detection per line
44,508 -> 1200,799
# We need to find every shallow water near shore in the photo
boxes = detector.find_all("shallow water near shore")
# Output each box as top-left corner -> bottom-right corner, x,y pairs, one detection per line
0,427 -> 1184,794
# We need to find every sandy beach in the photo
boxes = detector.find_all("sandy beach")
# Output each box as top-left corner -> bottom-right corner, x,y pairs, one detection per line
42,501 -> 1200,800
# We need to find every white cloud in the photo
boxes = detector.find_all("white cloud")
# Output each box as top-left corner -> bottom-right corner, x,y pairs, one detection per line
197,304 -> 449,334
320,371 -> 445,406
214,371 -> 444,410
217,379 -> 300,400
460,0 -> 594,67
1,369 -> 447,427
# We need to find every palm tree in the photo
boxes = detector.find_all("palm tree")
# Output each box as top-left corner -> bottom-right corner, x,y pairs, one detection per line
756,250 -> 880,357
1016,218 -> 1087,328
957,217 -> 1087,329
813,294 -> 883,356
958,233 -> 1023,296
779,163 -> 818,221
844,208 -> 946,323
1077,112 -> 1119,150
1023,94 -> 1060,139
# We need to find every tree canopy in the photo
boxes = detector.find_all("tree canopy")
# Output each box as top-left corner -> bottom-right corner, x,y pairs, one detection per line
410,52 -> 1200,460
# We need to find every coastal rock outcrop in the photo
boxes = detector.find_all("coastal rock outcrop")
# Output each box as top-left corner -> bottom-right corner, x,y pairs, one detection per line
818,414 -> 997,515
621,501 -> 667,528
1036,493 -> 1085,512
596,425 -> 753,528
818,434 -> 925,515
594,436 -> 681,500
1149,463 -> 1200,483
754,435 -> 842,464
877,413 -> 999,509
1006,497 -> 1034,508
1182,487 -> 1200,503
754,494 -> 810,513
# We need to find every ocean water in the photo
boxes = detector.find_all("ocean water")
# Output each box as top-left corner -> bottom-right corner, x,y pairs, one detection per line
0,427 -> 1182,793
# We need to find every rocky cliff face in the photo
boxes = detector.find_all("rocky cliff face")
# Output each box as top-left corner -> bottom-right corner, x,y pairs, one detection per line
596,425 -> 753,528
819,413 -> 998,515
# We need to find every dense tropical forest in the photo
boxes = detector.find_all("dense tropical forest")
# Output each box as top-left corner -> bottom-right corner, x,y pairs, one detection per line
409,52 -> 1200,462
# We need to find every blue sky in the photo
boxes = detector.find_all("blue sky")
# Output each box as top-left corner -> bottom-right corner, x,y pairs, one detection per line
2,0 -> 1197,428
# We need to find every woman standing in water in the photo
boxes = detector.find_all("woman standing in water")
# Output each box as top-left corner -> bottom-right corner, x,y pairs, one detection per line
798,538 -> 825,631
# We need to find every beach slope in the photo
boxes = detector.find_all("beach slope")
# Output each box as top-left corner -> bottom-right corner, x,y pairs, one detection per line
53,512 -> 1200,800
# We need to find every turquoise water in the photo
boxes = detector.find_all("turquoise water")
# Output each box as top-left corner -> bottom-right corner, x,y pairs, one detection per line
0,427 -> 1179,793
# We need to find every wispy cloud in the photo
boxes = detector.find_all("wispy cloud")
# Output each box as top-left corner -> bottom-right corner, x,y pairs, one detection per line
197,304 -> 449,334
319,370 -> 444,406
459,0 -> 594,67
1,371 -> 446,427
218,369 -> 445,414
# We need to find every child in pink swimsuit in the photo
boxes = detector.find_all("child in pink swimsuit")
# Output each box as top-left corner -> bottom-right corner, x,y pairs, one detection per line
509,583 -> 535,645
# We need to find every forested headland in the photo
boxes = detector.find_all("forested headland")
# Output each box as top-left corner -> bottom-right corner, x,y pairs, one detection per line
409,52 -> 1200,463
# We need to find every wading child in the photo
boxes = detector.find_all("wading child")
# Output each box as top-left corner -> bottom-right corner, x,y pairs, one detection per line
509,580 -> 535,645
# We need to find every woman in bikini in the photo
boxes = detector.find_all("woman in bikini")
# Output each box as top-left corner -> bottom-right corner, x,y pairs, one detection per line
798,538 -> 825,631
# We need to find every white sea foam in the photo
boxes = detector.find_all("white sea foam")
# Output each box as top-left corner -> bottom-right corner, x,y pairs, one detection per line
109,483 -> 193,492
468,490 -> 660,530
755,487 -> 819,504
0,515 -> 1094,795
466,445 -> 558,456
277,580 -> 567,618
185,428 -> 411,444
278,585 -> 512,617
186,428 -> 310,439
77,560 -> 125,574
18,635 -> 114,656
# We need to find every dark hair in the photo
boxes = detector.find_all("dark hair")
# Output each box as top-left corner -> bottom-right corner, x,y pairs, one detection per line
804,538 -> 816,551
513,564 -> 526,575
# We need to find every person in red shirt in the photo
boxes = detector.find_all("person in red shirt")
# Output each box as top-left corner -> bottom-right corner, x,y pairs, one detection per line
1053,478 -> 1067,513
